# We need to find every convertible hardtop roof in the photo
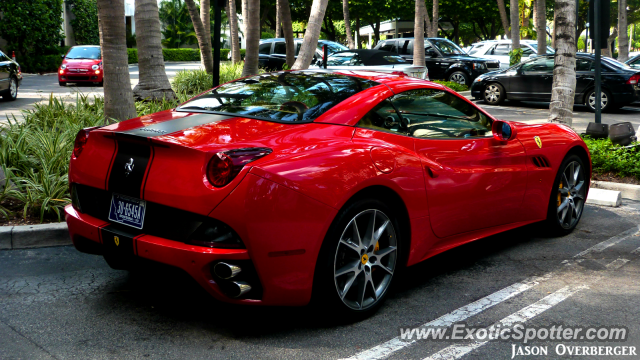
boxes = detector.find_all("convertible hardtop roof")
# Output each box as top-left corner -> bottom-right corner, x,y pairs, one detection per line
330,49 -> 407,66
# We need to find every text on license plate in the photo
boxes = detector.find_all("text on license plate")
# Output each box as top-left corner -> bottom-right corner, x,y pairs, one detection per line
108,193 -> 146,229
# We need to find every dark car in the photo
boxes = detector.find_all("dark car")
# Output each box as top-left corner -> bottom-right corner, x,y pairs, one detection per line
471,53 -> 640,112
626,54 -> 640,70
373,37 -> 500,86
258,38 -> 348,71
0,50 -> 22,101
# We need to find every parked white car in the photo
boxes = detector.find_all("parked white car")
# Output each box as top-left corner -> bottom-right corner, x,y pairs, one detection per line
468,40 -> 555,69
312,50 -> 429,79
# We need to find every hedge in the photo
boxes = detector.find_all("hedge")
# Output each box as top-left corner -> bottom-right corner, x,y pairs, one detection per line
127,48 -> 245,64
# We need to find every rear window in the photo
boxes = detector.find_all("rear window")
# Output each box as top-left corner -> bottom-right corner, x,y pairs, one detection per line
178,71 -> 378,123
65,47 -> 101,60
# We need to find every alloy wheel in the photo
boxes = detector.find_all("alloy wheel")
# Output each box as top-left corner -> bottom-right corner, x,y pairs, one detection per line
10,79 -> 17,98
333,209 -> 397,310
484,84 -> 500,103
588,91 -> 608,110
557,161 -> 586,230
450,73 -> 466,85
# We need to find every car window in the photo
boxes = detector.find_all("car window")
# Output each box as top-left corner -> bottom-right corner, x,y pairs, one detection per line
522,47 -> 534,56
576,58 -> 593,71
296,43 -> 302,56
383,56 -> 407,64
492,44 -> 510,55
318,42 -> 348,54
0,52 -> 10,62
521,57 -> 554,72
327,52 -> 362,66
379,42 -> 394,52
178,71 -> 378,123
359,89 -> 491,139
259,43 -> 271,55
469,45 -> 486,55
399,40 -> 411,55
430,39 -> 465,55
273,42 -> 286,55
65,47 -> 101,59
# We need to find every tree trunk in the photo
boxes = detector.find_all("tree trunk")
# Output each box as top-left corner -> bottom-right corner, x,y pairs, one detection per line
229,0 -> 241,63
275,0 -> 281,38
133,0 -> 176,101
356,17 -> 362,49
552,10 -> 557,48
548,0 -> 576,126
414,0 -> 426,67
292,0 -> 329,70
510,0 -> 520,48
424,3 -> 433,38
242,0 -> 248,35
280,0 -> 295,67
242,0 -> 260,75
603,29 -> 617,57
200,0 -> 212,71
343,0 -> 355,49
430,0 -> 439,37
497,0 -> 511,39
618,0 -> 629,61
373,18 -> 381,44
96,0 -> 137,123
185,0 -> 214,74
536,0 -> 546,54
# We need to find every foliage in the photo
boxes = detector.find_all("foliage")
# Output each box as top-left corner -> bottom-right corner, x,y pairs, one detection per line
127,48 -> 139,64
509,48 -> 524,66
159,0 -> 198,48
16,55 -> 63,74
67,0 -> 100,45
431,80 -> 469,92
582,136 -> 640,180
262,31 -> 276,39
0,0 -> 64,57
127,33 -> 137,49
171,62 -> 251,94
126,48 -> 245,64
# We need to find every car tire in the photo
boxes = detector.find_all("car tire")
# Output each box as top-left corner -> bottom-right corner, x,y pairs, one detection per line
448,71 -> 470,86
543,154 -> 588,236
483,83 -> 505,105
313,198 -> 403,319
2,77 -> 18,101
59,81 -> 67,87
585,89 -> 612,112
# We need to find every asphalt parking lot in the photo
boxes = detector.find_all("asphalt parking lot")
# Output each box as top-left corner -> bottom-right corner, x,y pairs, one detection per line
2,201 -> 640,360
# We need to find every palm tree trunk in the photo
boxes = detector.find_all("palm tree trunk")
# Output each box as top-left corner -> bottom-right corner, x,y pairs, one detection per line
96,0 -> 137,123
552,10 -> 557,48
200,0 -> 213,70
133,0 -> 176,101
536,0 -> 546,54
356,17 -> 362,49
242,0 -> 248,35
343,0 -> 355,49
497,0 -> 511,39
275,0 -> 281,38
292,0 -> 329,70
229,0 -> 241,63
510,0 -> 520,49
618,0 -> 629,62
242,0 -> 260,76
424,4 -> 433,38
430,0 -> 439,37
185,0 -> 214,74
548,0 -> 576,125
280,0 -> 295,67
414,0 -> 426,67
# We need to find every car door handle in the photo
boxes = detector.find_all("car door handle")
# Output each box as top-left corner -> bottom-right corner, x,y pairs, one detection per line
425,166 -> 439,178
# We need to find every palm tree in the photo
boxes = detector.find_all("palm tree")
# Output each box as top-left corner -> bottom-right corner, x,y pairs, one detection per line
184,0 -> 214,74
343,0 -> 355,49
200,0 -> 212,70
159,0 -> 198,48
429,0 -> 439,38
292,0 -> 329,69
414,0 -> 426,67
280,0 -> 295,68
275,0 -> 282,38
496,0 -> 510,39
509,0 -> 520,50
536,0 -> 546,54
96,0 -> 137,122
133,0 -> 176,102
618,0 -> 629,62
242,0 -> 261,76
228,0 -> 241,63
548,0 -> 577,125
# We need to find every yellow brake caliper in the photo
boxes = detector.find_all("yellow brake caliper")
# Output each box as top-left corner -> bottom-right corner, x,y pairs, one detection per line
557,181 -> 563,207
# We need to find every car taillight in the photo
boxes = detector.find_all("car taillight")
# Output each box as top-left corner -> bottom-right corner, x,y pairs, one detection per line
391,71 -> 406,76
627,74 -> 640,85
17,65 -> 21,75
73,127 -> 99,158
206,148 -> 272,187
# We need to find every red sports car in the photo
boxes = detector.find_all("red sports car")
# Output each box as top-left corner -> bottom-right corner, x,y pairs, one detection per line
59,45 -> 103,86
66,70 -> 590,316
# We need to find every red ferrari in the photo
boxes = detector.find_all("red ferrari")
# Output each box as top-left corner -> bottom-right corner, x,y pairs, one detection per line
59,45 -> 103,86
66,70 -> 590,315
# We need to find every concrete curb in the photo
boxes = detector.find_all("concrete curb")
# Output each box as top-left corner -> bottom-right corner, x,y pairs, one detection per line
591,180 -> 640,200
0,222 -> 70,250
586,188 -> 622,207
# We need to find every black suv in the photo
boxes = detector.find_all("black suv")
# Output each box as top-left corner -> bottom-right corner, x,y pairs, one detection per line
258,39 -> 348,71
374,38 -> 500,86
0,50 -> 22,101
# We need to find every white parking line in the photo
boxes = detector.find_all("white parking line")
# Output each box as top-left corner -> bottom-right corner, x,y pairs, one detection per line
343,227 -> 640,360
423,285 -> 588,360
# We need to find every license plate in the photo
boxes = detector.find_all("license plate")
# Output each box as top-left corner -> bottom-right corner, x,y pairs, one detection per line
108,193 -> 146,229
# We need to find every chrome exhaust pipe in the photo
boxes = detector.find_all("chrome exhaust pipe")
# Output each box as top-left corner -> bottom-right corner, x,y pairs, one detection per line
214,262 -> 241,279
229,281 -> 252,298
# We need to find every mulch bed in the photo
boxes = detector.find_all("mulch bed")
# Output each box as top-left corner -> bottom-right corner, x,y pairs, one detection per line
0,200 -> 64,226
592,172 -> 640,185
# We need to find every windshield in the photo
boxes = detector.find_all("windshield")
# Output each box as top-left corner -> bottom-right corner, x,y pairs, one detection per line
530,44 -> 555,53
65,47 -> 101,60
429,39 -> 465,55
318,42 -> 349,54
177,71 -> 378,122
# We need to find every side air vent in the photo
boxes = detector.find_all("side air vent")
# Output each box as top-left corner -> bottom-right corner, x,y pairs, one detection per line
532,156 -> 550,168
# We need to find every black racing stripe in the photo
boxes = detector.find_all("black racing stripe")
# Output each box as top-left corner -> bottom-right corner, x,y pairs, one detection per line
107,140 -> 151,198
119,113 -> 233,138
101,225 -> 141,260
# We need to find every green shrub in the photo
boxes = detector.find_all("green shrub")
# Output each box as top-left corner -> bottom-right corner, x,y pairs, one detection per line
163,48 -> 201,61
431,80 -> 469,92
16,54 -> 63,74
171,63 -> 257,95
128,48 -> 138,64
582,136 -> 640,180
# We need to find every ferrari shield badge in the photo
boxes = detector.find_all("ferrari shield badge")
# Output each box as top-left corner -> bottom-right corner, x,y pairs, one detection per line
534,136 -> 542,149
114,236 -> 120,246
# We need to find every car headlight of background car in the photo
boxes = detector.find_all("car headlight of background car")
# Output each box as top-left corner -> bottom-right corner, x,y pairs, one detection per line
473,62 -> 487,70
60,64 -> 67,70
92,65 -> 99,70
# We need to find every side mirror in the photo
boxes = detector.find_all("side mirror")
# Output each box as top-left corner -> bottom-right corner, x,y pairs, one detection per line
492,120 -> 516,141
61,54 -> 65,59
